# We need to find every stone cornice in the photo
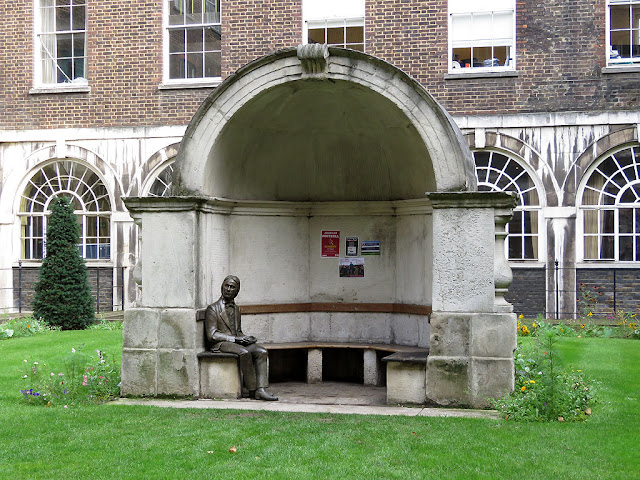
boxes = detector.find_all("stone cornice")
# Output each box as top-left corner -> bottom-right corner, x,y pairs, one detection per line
426,191 -> 517,209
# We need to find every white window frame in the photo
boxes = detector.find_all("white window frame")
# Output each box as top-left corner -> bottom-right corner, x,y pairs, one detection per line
606,0 -> 640,66
162,0 -> 222,87
18,160 -> 112,262
33,0 -> 88,88
302,0 -> 365,51
578,145 -> 640,262
473,150 -> 544,261
448,0 -> 516,74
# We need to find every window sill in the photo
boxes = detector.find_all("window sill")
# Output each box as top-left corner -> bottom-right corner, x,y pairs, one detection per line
602,65 -> 640,74
444,70 -> 519,80
158,80 -> 221,90
29,85 -> 91,95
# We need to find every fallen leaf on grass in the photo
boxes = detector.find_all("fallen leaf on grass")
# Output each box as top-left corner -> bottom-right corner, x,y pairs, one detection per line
229,446 -> 237,453
558,416 -> 565,422
585,408 -> 592,415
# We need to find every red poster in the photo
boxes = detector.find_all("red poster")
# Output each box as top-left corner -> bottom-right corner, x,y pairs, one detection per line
321,230 -> 340,257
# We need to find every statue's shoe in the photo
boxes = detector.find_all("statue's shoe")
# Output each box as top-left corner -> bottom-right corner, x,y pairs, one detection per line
254,388 -> 278,401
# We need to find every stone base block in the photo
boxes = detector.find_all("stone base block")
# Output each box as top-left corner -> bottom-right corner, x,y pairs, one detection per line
386,362 -> 426,404
307,349 -> 322,383
199,356 -> 241,399
121,348 -> 157,396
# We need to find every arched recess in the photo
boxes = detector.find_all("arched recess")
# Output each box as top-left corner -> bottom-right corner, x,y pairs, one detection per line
174,47 -> 477,199
472,149 -> 545,261
16,159 -> 115,261
139,143 -> 180,197
577,142 -> 640,262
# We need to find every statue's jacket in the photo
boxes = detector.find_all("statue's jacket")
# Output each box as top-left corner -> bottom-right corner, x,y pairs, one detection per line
204,297 -> 244,351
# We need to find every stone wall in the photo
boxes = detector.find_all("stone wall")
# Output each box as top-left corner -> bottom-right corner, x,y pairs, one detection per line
12,266 -> 115,314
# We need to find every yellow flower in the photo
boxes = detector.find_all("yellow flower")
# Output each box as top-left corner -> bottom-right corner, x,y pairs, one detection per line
532,322 -> 537,328
520,386 -> 526,391
529,380 -> 535,384
587,312 -> 593,316
580,324 -> 585,328
518,314 -> 524,319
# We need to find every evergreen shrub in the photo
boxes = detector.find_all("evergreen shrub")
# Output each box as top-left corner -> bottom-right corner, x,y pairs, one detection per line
33,197 -> 95,329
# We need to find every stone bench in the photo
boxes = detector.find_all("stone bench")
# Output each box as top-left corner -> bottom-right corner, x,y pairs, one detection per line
197,341 -> 429,402
382,351 -> 429,404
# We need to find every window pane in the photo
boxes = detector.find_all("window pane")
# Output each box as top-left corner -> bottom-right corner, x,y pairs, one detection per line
185,0 -> 203,24
170,29 -> 185,53
508,210 -> 522,234
308,28 -> 325,44
168,0 -> 184,25
57,33 -> 73,58
350,43 -> 365,52
72,5 -> 85,30
73,33 -> 85,56
169,54 -> 186,78
186,28 -> 203,52
601,235 -> 615,259
186,52 -> 203,77
56,6 -> 71,31
611,5 -> 631,30
602,210 -> 615,233
620,236 -> 634,261
326,27 -> 344,45
584,236 -> 598,259
73,57 -> 85,79
346,26 -> 363,44
508,236 -> 522,259
204,0 -> 220,23
204,25 -> 221,50
584,210 -> 598,234
204,51 -> 221,77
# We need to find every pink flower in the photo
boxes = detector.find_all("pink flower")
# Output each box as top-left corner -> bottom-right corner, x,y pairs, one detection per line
82,375 -> 88,386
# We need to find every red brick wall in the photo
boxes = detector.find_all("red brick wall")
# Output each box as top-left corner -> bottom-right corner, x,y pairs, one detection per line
223,0 -> 301,76
1,0 -> 639,131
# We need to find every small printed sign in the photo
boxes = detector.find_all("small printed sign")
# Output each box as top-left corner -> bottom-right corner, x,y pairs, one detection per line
321,230 -> 340,257
345,236 -> 358,257
339,257 -> 365,277
361,240 -> 380,255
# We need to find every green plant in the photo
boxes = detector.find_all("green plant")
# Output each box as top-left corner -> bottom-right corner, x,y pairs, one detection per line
493,324 -> 596,422
613,309 -> 640,339
20,344 -> 120,407
0,316 -> 56,340
577,283 -> 603,319
32,196 -> 95,330
89,316 -> 124,331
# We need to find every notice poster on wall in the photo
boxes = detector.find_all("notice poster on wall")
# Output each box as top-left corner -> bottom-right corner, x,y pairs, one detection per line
321,230 -> 340,257
339,257 -> 365,277
361,240 -> 381,255
345,236 -> 358,256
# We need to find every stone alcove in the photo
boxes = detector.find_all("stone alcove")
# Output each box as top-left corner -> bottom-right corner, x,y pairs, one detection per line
122,46 -> 517,407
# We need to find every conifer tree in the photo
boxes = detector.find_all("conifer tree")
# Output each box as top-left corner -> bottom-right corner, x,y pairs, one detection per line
33,196 -> 95,329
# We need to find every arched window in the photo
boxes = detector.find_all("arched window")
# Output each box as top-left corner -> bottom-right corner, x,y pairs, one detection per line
474,150 -> 541,260
19,161 -> 111,260
148,162 -> 174,197
581,145 -> 640,261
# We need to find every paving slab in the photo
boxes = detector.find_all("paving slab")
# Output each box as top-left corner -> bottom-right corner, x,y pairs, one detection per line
110,381 -> 500,419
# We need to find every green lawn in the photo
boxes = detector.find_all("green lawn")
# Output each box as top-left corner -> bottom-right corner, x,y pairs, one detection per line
1,330 -> 638,479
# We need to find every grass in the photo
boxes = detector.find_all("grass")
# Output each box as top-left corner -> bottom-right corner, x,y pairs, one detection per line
0,331 -> 638,479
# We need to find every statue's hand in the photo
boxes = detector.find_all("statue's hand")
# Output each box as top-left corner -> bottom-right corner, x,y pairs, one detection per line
245,335 -> 257,345
237,335 -> 255,346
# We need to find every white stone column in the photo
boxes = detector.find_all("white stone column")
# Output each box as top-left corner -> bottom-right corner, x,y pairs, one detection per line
307,348 -> 322,383
426,192 -> 518,407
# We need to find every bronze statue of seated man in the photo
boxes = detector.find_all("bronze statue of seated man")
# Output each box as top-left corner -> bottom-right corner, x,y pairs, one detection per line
205,275 -> 278,401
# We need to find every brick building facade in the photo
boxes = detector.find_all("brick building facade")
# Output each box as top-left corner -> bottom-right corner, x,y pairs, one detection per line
2,0 -> 640,317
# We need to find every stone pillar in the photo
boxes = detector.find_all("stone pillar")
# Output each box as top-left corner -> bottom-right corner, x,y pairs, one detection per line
307,348 -> 322,383
121,198 -> 214,397
426,192 -> 517,408
363,349 -> 379,386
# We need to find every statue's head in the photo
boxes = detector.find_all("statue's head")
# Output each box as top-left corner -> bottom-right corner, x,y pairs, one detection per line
221,275 -> 240,300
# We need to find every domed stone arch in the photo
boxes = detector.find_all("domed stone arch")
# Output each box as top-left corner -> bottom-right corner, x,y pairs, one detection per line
123,47 -> 516,408
174,46 -> 477,200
